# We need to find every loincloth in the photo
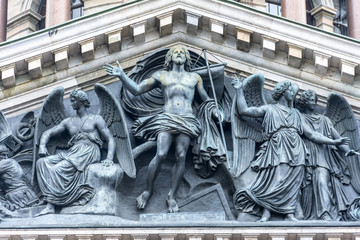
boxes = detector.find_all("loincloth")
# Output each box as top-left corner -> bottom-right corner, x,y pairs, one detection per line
132,113 -> 201,141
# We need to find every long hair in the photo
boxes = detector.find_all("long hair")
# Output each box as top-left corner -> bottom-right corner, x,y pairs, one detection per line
163,46 -> 192,71
272,81 -> 292,101
70,89 -> 91,108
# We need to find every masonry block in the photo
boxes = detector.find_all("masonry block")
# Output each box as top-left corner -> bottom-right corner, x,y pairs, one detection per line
26,55 -> 42,79
236,27 -> 253,52
53,47 -> 69,71
157,11 -> 173,37
0,64 -> 16,88
106,29 -> 122,54
131,21 -> 146,44
79,38 -> 95,62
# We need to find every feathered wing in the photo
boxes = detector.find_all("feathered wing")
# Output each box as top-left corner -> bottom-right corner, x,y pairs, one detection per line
32,87 -> 68,184
95,83 -> 136,178
325,92 -> 360,192
0,109 -> 12,141
230,74 -> 266,178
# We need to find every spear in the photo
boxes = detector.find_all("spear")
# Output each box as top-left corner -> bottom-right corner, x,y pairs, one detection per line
202,49 -> 229,166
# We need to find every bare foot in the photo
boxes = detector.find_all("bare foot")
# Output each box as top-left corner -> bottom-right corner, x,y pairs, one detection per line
136,191 -> 151,209
257,209 -> 271,222
35,203 -> 55,217
166,196 -> 179,213
285,213 -> 298,221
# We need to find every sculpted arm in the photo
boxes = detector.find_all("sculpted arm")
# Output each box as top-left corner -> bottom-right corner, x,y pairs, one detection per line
232,78 -> 267,118
104,61 -> 158,95
96,116 -> 115,166
303,122 -> 350,146
38,120 -> 68,156
196,74 -> 211,102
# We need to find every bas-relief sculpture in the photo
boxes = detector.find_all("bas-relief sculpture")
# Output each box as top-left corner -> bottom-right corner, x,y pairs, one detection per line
33,84 -> 135,216
104,46 -> 226,213
0,46 -> 360,225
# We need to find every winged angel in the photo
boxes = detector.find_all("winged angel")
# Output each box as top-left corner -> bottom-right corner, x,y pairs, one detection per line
298,89 -> 360,220
32,83 -> 135,216
231,74 -> 351,222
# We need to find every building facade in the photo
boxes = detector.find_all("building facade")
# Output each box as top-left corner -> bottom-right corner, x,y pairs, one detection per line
0,0 -> 359,239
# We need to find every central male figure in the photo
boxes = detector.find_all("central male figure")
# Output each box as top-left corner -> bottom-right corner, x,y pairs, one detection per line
105,46 -> 215,212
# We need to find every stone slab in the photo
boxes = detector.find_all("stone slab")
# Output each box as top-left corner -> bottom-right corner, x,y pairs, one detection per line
139,212 -> 225,222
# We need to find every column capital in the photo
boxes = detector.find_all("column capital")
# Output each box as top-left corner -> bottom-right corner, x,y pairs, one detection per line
310,4 -> 337,32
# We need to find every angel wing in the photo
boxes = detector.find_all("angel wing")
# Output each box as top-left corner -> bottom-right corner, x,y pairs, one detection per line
95,83 -> 136,178
230,74 -> 267,178
31,87 -> 68,184
0,108 -> 12,141
324,92 -> 360,192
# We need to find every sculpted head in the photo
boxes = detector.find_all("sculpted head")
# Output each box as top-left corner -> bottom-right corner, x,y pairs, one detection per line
272,81 -> 293,101
70,89 -> 90,108
164,45 -> 192,71
298,89 -> 317,111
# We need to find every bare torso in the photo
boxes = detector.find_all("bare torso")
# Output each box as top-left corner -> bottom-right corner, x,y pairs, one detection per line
156,70 -> 200,115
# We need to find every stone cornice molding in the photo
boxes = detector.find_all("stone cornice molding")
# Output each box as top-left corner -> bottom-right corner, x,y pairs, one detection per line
0,0 -> 359,66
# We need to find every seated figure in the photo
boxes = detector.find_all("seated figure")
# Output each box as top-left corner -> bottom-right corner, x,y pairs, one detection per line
0,144 -> 38,211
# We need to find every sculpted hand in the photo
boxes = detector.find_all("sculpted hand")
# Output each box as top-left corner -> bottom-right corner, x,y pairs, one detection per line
104,61 -> 125,78
38,145 -> 49,157
345,149 -> 360,157
231,77 -> 243,89
334,137 -> 350,146
212,109 -> 224,122
102,158 -> 114,167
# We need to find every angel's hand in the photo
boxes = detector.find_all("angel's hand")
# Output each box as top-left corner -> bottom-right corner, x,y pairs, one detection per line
345,149 -> 360,157
231,78 -> 243,89
104,61 -> 125,78
38,145 -> 49,157
334,137 -> 351,146
101,159 -> 114,167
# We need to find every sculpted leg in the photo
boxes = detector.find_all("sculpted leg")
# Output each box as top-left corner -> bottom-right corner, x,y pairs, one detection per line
167,134 -> 190,213
137,132 -> 173,209
258,208 -> 271,222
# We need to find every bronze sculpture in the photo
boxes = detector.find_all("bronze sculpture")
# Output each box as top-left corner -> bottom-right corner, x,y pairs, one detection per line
33,84 -> 135,216
232,74 -> 350,222
104,45 -> 221,212
298,89 -> 360,220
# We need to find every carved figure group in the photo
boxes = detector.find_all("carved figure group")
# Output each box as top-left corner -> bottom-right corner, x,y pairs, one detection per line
0,46 -> 359,224
231,73 -> 359,222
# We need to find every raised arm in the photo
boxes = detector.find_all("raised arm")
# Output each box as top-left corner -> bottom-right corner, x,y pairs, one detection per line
231,77 -> 267,118
38,120 -> 67,157
95,116 -> 116,167
104,61 -> 158,96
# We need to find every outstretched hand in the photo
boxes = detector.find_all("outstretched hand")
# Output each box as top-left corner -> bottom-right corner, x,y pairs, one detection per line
345,149 -> 360,157
231,77 -> 243,89
334,137 -> 351,146
104,61 -> 125,78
